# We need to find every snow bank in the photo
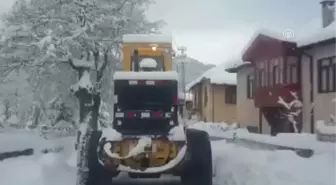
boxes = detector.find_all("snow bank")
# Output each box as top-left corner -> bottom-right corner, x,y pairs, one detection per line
113,71 -> 179,80
212,140 -> 335,185
0,156 -> 44,185
222,129 -> 335,154
122,34 -> 172,43
0,131 -> 74,154
0,153 -> 76,185
187,121 -> 237,137
316,120 -> 336,135
168,124 -> 186,141
100,127 -> 122,142
186,60 -> 237,90
140,58 -> 157,69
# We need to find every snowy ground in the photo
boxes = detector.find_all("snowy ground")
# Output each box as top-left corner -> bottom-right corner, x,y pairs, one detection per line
0,125 -> 335,185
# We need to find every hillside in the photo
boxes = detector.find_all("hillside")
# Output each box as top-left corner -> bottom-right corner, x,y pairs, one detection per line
173,56 -> 215,91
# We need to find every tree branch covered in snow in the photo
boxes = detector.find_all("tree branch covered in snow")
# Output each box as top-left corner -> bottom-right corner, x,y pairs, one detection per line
0,0 -> 162,70
277,91 -> 303,133
0,0 -> 163,128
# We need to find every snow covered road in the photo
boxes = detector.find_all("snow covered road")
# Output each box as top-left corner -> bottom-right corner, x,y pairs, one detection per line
0,128 -> 335,185
1,139 -> 335,185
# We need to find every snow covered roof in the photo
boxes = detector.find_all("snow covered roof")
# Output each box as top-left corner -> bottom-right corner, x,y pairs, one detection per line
225,61 -> 252,73
297,22 -> 336,47
186,60 -> 237,91
122,34 -> 172,43
241,28 -> 296,57
113,71 -> 179,81
139,58 -> 157,68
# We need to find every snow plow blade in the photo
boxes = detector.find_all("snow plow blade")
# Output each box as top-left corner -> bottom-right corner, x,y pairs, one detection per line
99,139 -> 186,173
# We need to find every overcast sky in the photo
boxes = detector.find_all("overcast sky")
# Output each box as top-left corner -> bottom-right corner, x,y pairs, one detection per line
0,0 -> 323,64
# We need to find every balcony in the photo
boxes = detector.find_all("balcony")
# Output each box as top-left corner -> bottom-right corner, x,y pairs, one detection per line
254,83 -> 301,107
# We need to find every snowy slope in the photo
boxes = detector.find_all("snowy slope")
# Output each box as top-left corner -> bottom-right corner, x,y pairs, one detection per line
173,56 -> 214,91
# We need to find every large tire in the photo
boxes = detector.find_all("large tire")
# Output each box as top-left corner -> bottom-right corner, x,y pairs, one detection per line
86,130 -> 113,185
181,129 -> 212,185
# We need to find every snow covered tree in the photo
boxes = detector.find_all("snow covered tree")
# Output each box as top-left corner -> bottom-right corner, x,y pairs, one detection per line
277,91 -> 303,133
0,0 -> 163,126
1,0 -> 163,184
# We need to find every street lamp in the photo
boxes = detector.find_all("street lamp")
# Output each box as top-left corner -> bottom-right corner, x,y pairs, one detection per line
176,46 -> 187,118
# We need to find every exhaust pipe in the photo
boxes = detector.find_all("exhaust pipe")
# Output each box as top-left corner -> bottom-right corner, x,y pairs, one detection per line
133,49 -> 139,72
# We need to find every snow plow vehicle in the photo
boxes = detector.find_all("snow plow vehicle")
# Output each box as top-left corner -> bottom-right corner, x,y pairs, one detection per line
87,34 -> 212,185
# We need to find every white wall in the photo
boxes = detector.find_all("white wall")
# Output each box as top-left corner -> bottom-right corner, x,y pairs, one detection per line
236,66 -> 260,130
301,42 -> 336,133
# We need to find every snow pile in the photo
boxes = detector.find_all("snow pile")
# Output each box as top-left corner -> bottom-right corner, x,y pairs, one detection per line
122,34 -> 172,43
316,120 -> 336,142
0,153 -> 76,185
186,60 -> 237,90
188,121 -> 237,137
222,129 -> 335,154
140,58 -> 157,68
212,140 -> 335,185
0,131 -> 72,153
168,124 -> 186,141
316,120 -> 336,135
100,127 -> 122,142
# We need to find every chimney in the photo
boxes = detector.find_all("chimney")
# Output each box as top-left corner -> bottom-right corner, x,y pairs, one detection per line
320,0 -> 335,28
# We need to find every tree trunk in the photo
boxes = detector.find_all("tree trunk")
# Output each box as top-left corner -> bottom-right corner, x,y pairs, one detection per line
90,95 -> 100,131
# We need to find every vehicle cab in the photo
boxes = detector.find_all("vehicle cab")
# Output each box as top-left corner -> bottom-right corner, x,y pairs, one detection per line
122,34 -> 174,72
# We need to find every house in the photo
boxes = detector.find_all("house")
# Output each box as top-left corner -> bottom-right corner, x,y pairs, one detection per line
226,0 -> 335,135
186,62 -> 237,123
227,29 -> 299,135
225,61 -> 261,133
298,0 -> 335,133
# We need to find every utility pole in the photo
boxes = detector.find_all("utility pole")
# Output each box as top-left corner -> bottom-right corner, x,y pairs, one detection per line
177,46 -> 187,118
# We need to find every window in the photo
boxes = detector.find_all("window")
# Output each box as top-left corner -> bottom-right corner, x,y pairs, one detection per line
269,58 -> 281,85
247,74 -> 255,99
287,57 -> 298,84
278,57 -> 284,84
255,62 -> 265,88
260,69 -> 265,87
225,85 -> 236,104
264,61 -> 268,87
273,65 -> 280,84
116,85 -> 174,111
318,57 -> 336,93
204,86 -> 208,106
289,64 -> 298,83
131,55 -> 165,71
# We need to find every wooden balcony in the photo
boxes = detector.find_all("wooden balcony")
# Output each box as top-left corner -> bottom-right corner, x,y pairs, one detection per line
254,83 -> 301,107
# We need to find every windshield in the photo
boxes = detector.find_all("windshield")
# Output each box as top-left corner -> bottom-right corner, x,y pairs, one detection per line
132,55 -> 165,71
116,85 -> 175,111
